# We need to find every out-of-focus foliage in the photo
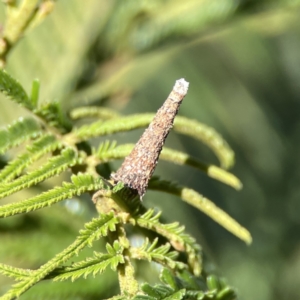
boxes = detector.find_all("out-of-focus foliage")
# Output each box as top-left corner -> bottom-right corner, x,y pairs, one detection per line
1,0 -> 300,299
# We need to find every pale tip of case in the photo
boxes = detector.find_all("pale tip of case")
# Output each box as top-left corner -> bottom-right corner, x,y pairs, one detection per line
174,78 -> 189,95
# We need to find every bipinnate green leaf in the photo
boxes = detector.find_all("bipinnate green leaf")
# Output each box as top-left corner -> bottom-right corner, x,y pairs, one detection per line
153,269 -> 236,300
70,106 -> 120,120
160,268 -> 177,290
149,178 -> 252,245
106,297 -> 128,300
173,116 -> 234,169
94,141 -> 129,161
34,101 -> 72,132
52,241 -> 124,282
206,274 -> 237,300
0,213 -> 119,300
133,268 -> 236,300
159,269 -> 237,300
0,134 -> 61,183
96,143 -> 242,190
216,287 -> 236,300
134,209 -> 202,276
94,140 -> 118,160
78,214 -> 120,248
135,283 -> 185,300
131,238 -> 183,270
0,174 -> 107,218
0,69 -> 33,110
160,147 -> 241,190
207,274 -> 221,291
0,148 -> 78,200
73,114 -> 234,169
0,263 -> 32,281
0,117 -> 41,154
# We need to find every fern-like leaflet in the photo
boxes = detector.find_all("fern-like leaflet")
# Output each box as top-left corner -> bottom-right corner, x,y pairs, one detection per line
131,238 -> 185,271
0,263 -> 32,281
0,69 -> 33,110
50,241 -> 125,282
0,134 -> 61,183
1,213 -> 120,300
73,113 -> 234,169
133,209 -> 202,276
0,174 -> 107,218
94,142 -> 242,190
0,148 -> 78,199
0,117 -> 41,154
149,177 -> 252,245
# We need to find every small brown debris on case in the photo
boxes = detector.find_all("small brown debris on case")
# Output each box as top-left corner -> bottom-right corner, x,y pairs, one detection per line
111,78 -> 189,199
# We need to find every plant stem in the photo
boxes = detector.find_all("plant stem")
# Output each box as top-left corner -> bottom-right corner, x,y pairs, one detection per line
0,0 -> 54,64
4,0 -> 39,44
115,226 -> 139,296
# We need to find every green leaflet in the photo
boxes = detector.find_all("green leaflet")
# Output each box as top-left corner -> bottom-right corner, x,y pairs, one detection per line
34,101 -> 72,132
0,118 -> 41,154
0,134 -> 61,183
0,69 -> 33,110
30,78 -> 40,107
0,148 -> 77,200
52,253 -> 124,282
163,268 -> 236,300
70,106 -> 120,120
148,178 -> 252,245
131,238 -> 183,271
136,284 -> 186,300
51,242 -> 124,282
0,263 -> 32,281
94,140 -> 118,160
94,141 -> 127,161
134,209 -> 202,276
174,117 -> 235,169
161,148 -> 241,189
0,174 -> 106,218
72,114 -> 152,139
0,213 -> 120,300
131,268 -> 237,300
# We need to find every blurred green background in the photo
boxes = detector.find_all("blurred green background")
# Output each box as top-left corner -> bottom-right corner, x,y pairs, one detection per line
1,0 -> 300,299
